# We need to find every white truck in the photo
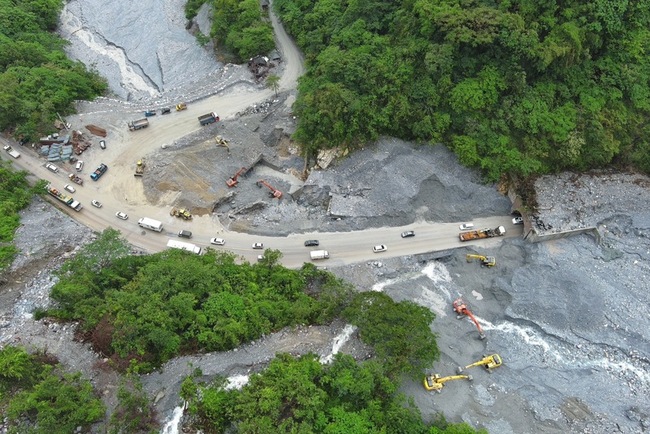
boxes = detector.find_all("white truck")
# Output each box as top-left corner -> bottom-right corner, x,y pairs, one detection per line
3,145 -> 21,158
166,239 -> 202,255
138,217 -> 163,232
310,250 -> 330,260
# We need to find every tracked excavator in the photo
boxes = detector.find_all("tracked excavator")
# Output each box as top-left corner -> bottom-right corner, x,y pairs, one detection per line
457,354 -> 503,374
453,297 -> 486,340
226,167 -> 247,187
423,373 -> 473,393
256,179 -> 283,199
466,253 -> 496,267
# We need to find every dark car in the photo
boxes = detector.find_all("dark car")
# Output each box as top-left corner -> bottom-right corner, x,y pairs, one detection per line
401,231 -> 415,238
304,240 -> 319,247
161,107 -> 171,115
178,230 -> 192,238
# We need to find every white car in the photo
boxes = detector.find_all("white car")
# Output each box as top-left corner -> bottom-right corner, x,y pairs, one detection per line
75,160 -> 84,172
210,238 -> 226,246
91,200 -> 102,208
64,184 -> 76,193
512,217 -> 524,225
115,211 -> 128,220
252,242 -> 264,249
459,223 -> 475,231
45,163 -> 59,173
373,244 -> 387,253
99,140 -> 106,149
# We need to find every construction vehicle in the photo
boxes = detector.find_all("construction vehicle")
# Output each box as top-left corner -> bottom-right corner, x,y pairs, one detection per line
176,102 -> 187,111
198,112 -> 219,126
459,226 -> 506,242
68,173 -> 84,186
90,163 -> 108,181
466,254 -> 496,267
127,118 -> 149,131
256,179 -> 282,199
45,184 -> 83,212
170,207 -> 192,220
134,159 -> 145,177
226,167 -> 247,187
457,354 -> 503,374
453,298 -> 486,340
423,373 -> 473,393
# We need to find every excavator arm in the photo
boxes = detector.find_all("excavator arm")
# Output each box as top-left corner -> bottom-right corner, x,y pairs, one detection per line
453,298 -> 486,340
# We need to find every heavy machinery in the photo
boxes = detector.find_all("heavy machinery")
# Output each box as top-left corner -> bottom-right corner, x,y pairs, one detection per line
453,297 -> 486,340
256,179 -> 282,199
459,226 -> 506,242
134,159 -> 145,177
423,373 -> 473,393
176,102 -> 187,111
127,118 -> 149,131
226,167 -> 247,187
457,354 -> 503,374
170,207 -> 192,220
466,254 -> 496,267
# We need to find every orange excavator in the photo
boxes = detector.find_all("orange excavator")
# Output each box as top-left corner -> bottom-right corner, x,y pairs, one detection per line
256,179 -> 282,199
453,297 -> 486,340
226,167 -> 247,187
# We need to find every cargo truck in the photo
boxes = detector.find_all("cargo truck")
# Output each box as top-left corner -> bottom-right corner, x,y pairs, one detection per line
166,239 -> 202,255
138,217 -> 163,232
90,163 -> 108,181
128,118 -> 149,131
45,185 -> 82,211
310,250 -> 330,260
459,226 -> 506,242
198,112 -> 219,126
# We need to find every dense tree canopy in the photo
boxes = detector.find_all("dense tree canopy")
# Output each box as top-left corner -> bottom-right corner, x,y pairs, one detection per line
0,0 -> 106,140
184,353 -> 487,434
275,0 -> 650,180
0,346 -> 105,433
47,230 -> 354,372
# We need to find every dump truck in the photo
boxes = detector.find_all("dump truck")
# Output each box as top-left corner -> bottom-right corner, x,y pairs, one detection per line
198,112 -> 219,126
459,226 -> 506,242
45,185 -> 82,211
90,163 -> 108,181
310,250 -> 330,260
128,118 -> 149,131
3,145 -> 21,158
134,159 -> 145,177
138,217 -> 163,232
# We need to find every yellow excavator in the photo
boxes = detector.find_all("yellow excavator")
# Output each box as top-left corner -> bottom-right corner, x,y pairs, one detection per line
457,354 -> 503,374
423,373 -> 473,393
466,253 -> 496,267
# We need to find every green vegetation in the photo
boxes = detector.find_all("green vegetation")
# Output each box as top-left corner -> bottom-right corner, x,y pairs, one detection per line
0,0 -> 107,140
344,291 -> 439,379
274,0 -> 650,180
183,353 -> 486,433
0,162 -> 45,270
0,346 -> 104,433
47,229 -> 354,372
109,376 -> 158,434
184,0 -> 275,61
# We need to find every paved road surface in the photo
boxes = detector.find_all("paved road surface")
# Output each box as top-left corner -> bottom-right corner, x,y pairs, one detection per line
0,5 -> 522,268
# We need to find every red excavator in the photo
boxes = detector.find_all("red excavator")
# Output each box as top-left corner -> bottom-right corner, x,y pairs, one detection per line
256,179 -> 282,199
226,167 -> 247,187
453,297 -> 486,340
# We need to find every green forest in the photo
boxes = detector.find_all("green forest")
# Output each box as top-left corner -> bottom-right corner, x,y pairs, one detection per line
0,0 -> 106,140
274,0 -> 650,181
